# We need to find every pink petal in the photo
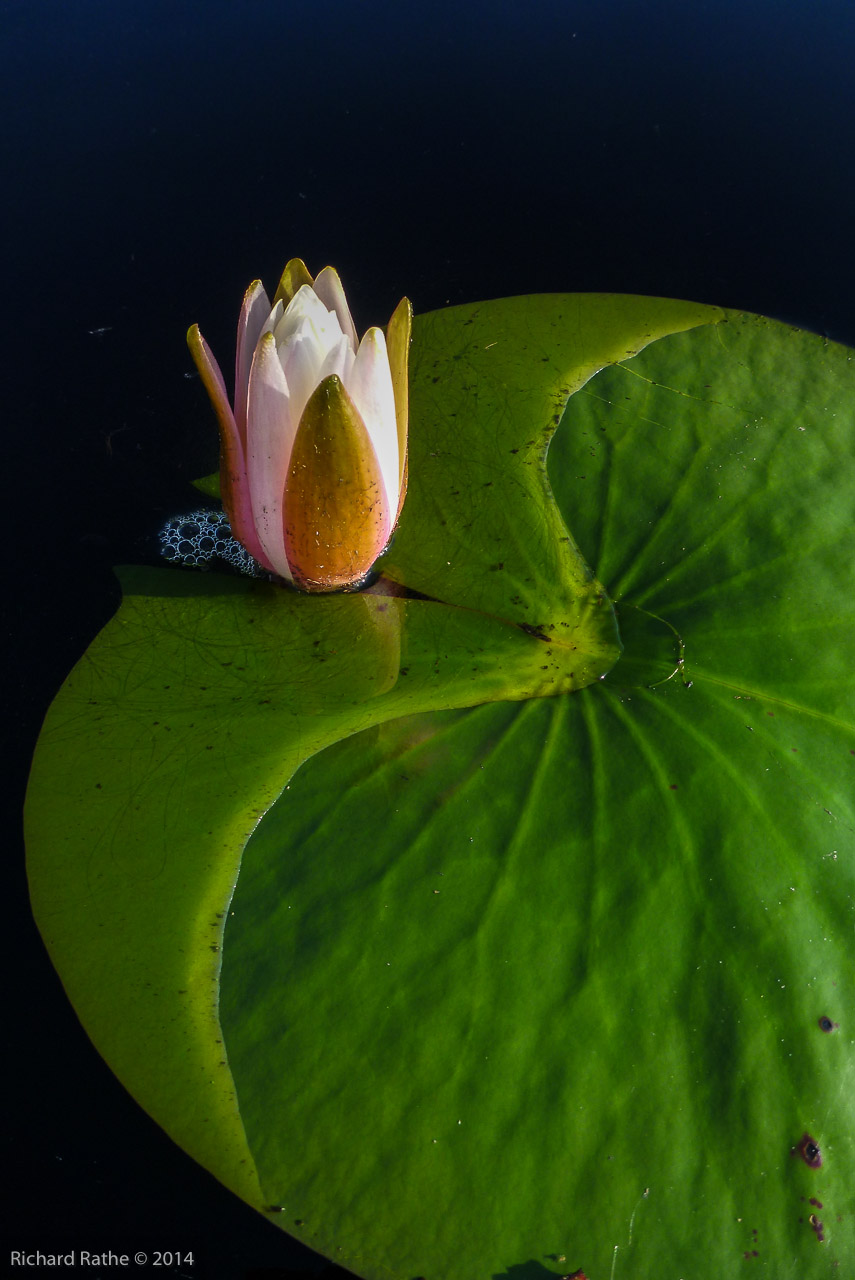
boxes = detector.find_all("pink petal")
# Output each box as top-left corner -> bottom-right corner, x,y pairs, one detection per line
187,324 -> 272,570
246,332 -> 298,582
235,281 -> 272,443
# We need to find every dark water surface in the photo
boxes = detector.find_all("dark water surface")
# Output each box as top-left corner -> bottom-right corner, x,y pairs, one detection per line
5,0 -> 854,1276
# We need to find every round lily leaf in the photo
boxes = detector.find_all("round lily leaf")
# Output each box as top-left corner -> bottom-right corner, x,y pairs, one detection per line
24,298 -> 854,1278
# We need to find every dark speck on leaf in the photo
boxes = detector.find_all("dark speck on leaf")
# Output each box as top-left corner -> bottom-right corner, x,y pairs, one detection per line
795,1134 -> 822,1167
520,622 -> 550,641
818,1016 -> 837,1032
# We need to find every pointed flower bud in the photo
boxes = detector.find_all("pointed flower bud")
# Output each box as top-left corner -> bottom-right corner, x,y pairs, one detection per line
188,260 -> 412,591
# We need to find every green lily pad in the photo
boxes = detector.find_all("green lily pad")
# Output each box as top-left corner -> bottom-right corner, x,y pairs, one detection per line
25,297 -> 855,1277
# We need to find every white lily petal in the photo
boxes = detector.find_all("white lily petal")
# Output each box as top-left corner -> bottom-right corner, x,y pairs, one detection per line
276,284 -> 343,353
316,333 -> 356,386
259,297 -> 284,340
347,327 -> 399,515
313,266 -> 359,353
275,315 -> 325,378
278,330 -> 329,438
235,281 -> 271,442
245,332 -> 297,582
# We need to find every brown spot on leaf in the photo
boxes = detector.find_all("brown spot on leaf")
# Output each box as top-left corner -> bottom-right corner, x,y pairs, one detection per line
794,1134 -> 822,1167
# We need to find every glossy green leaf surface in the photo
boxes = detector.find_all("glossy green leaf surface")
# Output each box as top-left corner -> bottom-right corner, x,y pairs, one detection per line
221,313 -> 855,1277
26,297 -> 854,1278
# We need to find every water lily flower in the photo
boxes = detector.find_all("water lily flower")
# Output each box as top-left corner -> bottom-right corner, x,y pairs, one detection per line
188,259 -> 411,591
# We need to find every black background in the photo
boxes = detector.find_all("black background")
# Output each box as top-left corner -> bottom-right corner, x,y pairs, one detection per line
5,1 -> 854,1277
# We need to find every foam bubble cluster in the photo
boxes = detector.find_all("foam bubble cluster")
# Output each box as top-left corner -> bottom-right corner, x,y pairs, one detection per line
158,509 -> 266,577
